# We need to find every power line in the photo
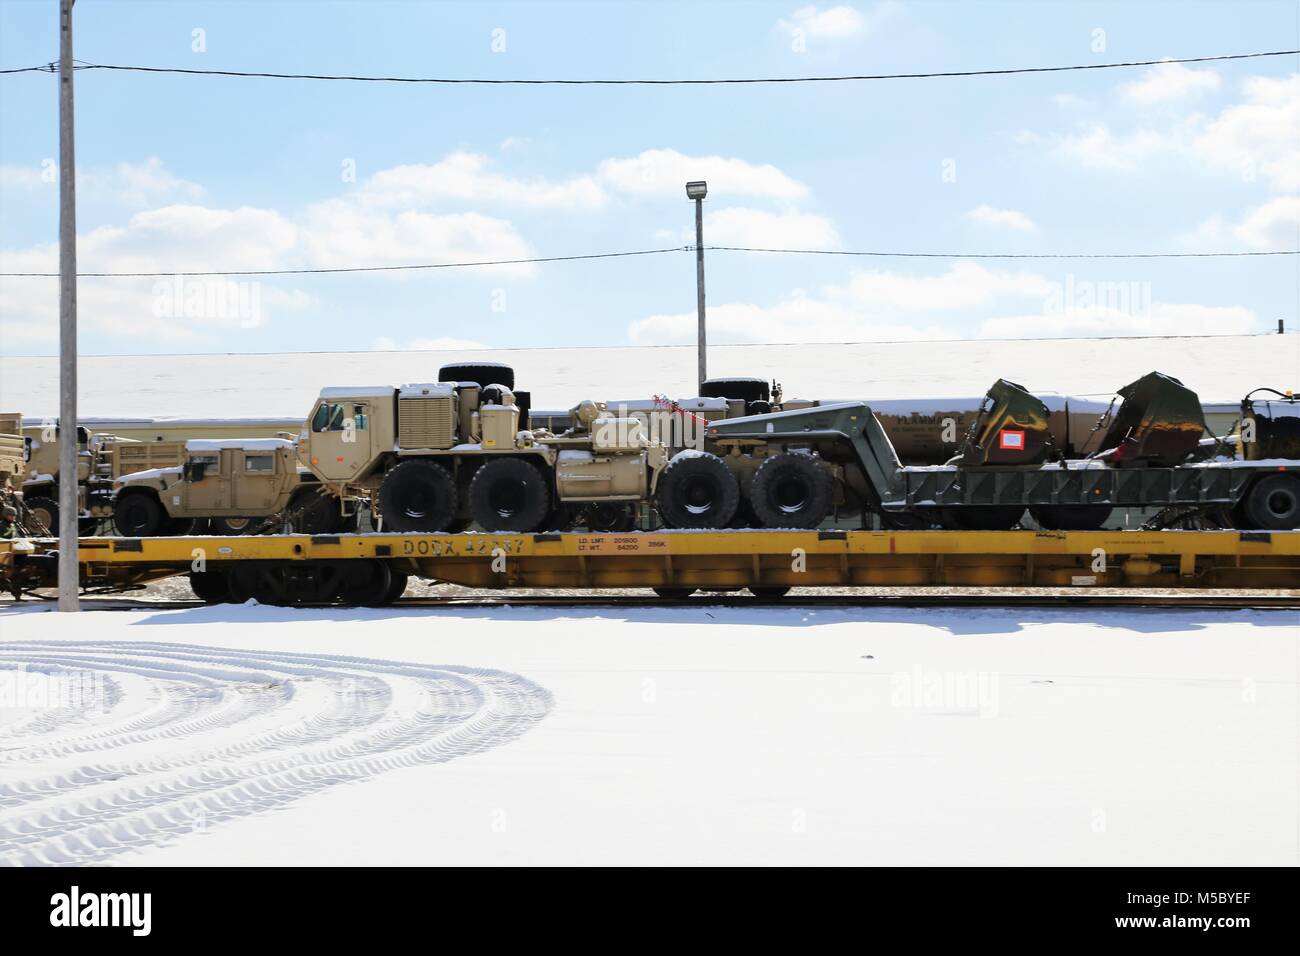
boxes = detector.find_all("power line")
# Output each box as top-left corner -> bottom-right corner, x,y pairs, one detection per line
0,247 -> 692,278
2,244 -> 1295,278
3,50 -> 1295,85
708,246 -> 1300,260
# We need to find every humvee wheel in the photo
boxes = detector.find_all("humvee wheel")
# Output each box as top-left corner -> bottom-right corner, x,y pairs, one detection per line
189,570 -> 232,604
378,460 -> 458,533
749,453 -> 832,529
337,560 -> 393,607
113,492 -> 166,537
652,587 -> 696,599
1029,505 -> 1113,531
287,489 -> 341,535
211,516 -> 258,535
23,496 -> 58,535
655,452 -> 740,528
1243,474 -> 1300,530
468,457 -> 550,532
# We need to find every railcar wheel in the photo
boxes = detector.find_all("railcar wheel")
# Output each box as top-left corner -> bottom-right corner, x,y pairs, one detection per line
377,459 -> 457,533
468,457 -> 551,532
189,570 -> 232,604
337,560 -> 393,607
749,453 -> 832,529
655,452 -> 739,528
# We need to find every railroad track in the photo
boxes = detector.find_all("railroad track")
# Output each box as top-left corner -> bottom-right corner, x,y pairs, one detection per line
7,593 -> 1298,612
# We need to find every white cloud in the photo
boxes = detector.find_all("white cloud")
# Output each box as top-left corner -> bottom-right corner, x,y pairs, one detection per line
701,207 -> 840,247
1183,196 -> 1300,251
1192,73 -> 1300,192
372,336 -> 491,351
1119,61 -> 1221,104
1050,124 -> 1169,171
0,157 -> 205,204
597,149 -> 809,200
361,152 -> 605,209
776,3 -> 899,40
964,205 -> 1037,233
840,261 -> 1055,311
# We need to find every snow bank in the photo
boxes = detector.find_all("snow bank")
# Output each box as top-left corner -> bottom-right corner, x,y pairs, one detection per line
1,602 -> 1294,865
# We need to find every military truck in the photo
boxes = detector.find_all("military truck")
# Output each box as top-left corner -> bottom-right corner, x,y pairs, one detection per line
17,423 -> 119,534
0,413 -> 27,514
651,372 -> 1300,532
300,378 -> 668,534
113,438 -> 353,536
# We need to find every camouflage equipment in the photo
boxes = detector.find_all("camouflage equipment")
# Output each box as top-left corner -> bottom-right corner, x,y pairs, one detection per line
957,379 -> 1055,467
1096,372 -> 1207,467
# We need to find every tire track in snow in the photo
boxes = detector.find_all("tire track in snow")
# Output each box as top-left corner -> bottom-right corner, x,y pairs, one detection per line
0,641 -> 554,865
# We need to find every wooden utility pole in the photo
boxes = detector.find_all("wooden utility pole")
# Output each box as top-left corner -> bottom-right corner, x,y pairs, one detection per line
58,0 -> 79,612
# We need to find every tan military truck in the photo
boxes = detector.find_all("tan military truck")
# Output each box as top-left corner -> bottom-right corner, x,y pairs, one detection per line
1,413 -> 27,509
300,382 -> 668,533
18,422 -> 116,534
113,438 -> 352,536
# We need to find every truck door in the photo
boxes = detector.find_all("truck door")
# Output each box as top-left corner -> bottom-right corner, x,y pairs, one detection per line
182,450 -> 230,513
235,449 -> 282,513
308,400 -> 374,481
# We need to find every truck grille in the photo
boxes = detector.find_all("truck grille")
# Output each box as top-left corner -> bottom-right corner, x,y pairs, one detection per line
399,397 -> 455,449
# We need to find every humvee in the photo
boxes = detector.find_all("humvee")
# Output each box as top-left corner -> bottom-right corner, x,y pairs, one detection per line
113,438 -> 352,536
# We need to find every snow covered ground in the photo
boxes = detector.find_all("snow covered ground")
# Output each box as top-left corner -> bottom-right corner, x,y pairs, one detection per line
2,601 -> 1295,866
3,333 -> 1296,418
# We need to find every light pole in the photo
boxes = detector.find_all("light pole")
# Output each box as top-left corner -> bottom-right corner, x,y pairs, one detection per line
57,0 -> 79,612
686,180 -> 707,391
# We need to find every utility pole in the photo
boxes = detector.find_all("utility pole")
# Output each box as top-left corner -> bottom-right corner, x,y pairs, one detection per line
58,0 -> 79,612
686,181 -> 708,391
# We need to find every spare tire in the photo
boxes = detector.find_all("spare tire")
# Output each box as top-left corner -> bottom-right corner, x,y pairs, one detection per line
438,362 -> 515,390
749,452 -> 832,528
699,377 -> 769,404
655,452 -> 739,528
468,457 -> 551,532
378,459 -> 458,532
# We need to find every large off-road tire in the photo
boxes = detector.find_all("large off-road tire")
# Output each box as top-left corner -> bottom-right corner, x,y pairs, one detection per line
1243,474 -> 1300,530
438,362 -> 515,389
749,453 -> 832,529
699,377 -> 769,404
1029,505 -> 1113,531
378,460 -> 458,533
210,515 -> 259,535
113,491 -> 167,537
468,457 -> 551,532
22,496 -> 58,535
189,570 -> 232,604
939,506 -> 1025,531
655,452 -> 739,528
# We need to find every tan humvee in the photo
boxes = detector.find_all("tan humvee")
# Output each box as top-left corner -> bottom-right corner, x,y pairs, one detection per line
300,383 -> 668,533
113,438 -> 353,536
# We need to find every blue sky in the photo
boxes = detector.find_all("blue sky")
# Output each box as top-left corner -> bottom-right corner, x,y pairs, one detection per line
0,0 -> 1297,357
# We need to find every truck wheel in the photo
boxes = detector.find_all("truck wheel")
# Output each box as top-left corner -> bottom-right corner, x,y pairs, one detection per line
699,378 -> 770,403
1243,474 -> 1300,529
1029,505 -> 1113,531
468,457 -> 551,532
189,570 -> 232,604
113,492 -> 166,537
211,516 -> 258,535
749,453 -> 832,528
23,496 -> 58,534
655,452 -> 739,528
438,362 -> 515,389
378,459 -> 458,532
